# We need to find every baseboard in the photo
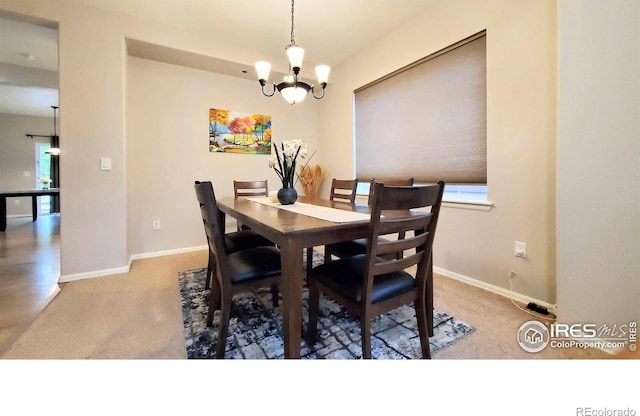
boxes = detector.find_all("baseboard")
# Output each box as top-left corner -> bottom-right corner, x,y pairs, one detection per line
433,266 -> 557,314
129,245 -> 208,261
57,245 -> 207,283
563,330 -> 621,356
59,265 -> 131,283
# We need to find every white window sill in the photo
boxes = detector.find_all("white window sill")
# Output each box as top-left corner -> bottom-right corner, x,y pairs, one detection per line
442,199 -> 493,211
442,188 -> 492,211
357,193 -> 493,211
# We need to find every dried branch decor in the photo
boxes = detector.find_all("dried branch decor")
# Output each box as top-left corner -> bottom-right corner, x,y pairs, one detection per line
298,164 -> 325,200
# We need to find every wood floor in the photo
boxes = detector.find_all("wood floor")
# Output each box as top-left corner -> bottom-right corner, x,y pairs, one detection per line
0,214 -> 60,356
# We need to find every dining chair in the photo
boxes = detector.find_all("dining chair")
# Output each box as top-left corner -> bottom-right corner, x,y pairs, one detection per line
194,181 -> 282,358
324,177 -> 414,263
233,180 -> 268,231
329,178 -> 359,203
305,178 -> 358,271
200,219 -> 275,291
198,182 -> 276,292
306,181 -> 445,359
198,182 -> 275,291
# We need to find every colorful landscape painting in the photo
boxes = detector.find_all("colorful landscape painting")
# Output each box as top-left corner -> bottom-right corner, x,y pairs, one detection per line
209,108 -> 272,154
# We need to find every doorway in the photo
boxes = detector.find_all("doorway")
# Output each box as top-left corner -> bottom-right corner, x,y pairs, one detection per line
0,13 -> 60,356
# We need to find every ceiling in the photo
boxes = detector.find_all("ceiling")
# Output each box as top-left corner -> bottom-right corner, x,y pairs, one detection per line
0,0 -> 434,117
0,16 -> 59,117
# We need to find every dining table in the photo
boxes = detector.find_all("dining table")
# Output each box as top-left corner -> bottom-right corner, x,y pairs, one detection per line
216,195 -> 435,358
0,188 -> 60,232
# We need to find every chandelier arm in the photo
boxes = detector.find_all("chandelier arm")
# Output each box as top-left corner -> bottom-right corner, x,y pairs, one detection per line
311,85 -> 326,100
260,82 -> 277,97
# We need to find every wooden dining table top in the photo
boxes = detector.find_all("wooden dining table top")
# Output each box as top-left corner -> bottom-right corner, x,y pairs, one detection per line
217,196 -> 372,244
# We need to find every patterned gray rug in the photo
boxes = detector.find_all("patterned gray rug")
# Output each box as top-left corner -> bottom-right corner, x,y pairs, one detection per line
179,250 -> 475,359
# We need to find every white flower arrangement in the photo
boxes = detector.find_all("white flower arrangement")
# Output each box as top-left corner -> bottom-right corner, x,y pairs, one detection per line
39,177 -> 52,184
269,139 -> 308,189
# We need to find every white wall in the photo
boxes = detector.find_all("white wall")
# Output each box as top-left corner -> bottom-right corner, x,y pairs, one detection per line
126,57 -> 317,256
556,0 -> 640,327
317,0 -> 558,303
0,0 -> 318,277
0,113 -> 52,216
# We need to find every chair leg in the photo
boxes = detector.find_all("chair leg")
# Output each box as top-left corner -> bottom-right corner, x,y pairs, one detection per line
205,252 -> 213,290
270,283 -> 279,308
360,319 -> 372,359
415,296 -> 432,359
306,247 -> 313,271
215,292 -> 232,359
427,253 -> 434,337
306,284 -> 320,346
206,279 -> 221,327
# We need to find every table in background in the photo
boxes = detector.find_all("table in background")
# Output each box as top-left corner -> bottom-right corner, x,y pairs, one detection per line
0,188 -> 60,232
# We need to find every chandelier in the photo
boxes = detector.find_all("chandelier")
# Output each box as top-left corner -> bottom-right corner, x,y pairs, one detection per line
255,0 -> 330,105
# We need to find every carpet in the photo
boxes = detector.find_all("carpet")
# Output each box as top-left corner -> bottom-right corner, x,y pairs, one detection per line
179,250 -> 475,359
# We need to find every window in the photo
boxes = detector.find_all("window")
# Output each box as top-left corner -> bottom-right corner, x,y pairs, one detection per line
354,31 -> 487,203
36,143 -> 52,214
356,181 -> 488,205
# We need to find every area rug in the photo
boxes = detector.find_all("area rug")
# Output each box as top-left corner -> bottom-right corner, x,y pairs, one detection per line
179,250 -> 475,359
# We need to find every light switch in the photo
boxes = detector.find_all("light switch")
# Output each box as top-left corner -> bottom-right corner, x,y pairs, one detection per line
100,157 -> 112,171
23,171 -> 31,177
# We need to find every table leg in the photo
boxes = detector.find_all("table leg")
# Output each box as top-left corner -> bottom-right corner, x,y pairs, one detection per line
280,239 -> 303,358
0,196 -> 6,232
31,196 -> 38,222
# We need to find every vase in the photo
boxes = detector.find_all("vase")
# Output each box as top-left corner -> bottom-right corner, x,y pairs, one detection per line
277,187 -> 297,205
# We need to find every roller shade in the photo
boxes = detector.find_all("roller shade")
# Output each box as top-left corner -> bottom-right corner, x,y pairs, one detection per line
355,32 -> 487,184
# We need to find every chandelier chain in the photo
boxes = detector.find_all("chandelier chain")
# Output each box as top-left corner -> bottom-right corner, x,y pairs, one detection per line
290,0 -> 295,45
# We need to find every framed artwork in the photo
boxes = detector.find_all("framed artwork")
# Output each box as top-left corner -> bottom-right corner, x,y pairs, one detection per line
209,108 -> 272,154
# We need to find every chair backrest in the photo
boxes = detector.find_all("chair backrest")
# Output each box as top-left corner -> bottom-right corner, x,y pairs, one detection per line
367,177 -> 414,205
234,180 -> 268,197
329,178 -> 358,203
362,181 -> 445,301
194,181 -> 231,284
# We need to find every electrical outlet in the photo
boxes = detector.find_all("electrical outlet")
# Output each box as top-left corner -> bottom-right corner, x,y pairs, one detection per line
515,241 -> 527,258
153,220 -> 160,230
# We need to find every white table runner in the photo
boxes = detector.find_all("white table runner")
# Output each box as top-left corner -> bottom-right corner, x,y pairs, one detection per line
246,197 -> 371,223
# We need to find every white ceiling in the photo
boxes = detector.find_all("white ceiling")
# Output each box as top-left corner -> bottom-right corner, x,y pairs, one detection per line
0,0 -> 434,117
0,16 -> 59,117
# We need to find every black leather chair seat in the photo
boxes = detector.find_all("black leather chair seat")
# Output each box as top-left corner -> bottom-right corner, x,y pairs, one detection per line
225,230 -> 274,253
309,254 -> 416,304
227,246 -> 282,285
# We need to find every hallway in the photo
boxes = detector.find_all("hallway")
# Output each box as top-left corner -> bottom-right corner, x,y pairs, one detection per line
0,214 -> 60,355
